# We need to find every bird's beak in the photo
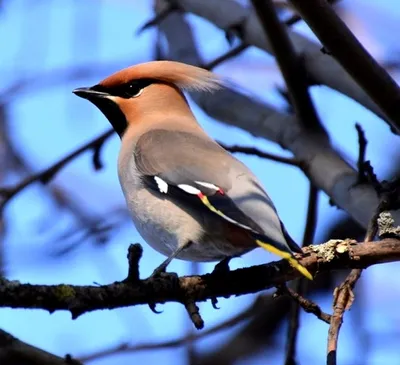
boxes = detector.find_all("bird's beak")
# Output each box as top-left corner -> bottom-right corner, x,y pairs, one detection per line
73,87 -> 110,100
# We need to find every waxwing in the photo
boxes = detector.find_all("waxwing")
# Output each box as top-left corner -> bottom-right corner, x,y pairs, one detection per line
73,61 -> 312,280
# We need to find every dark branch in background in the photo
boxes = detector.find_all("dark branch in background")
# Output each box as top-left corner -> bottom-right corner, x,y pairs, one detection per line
203,43 -> 249,70
250,0 -> 323,131
218,142 -> 302,166
156,0 -> 400,232
137,0 -> 181,34
0,328 -> 82,365
284,183 -> 319,365
0,127 -> 299,215
288,0 -> 400,134
175,0 -> 387,122
0,129 -> 114,212
79,295 -> 265,362
1,239 -> 400,328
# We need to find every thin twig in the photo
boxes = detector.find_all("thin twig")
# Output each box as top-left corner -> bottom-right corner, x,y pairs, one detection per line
278,286 -> 331,325
288,0 -> 400,134
136,0 -> 181,34
203,43 -> 249,70
218,142 -> 302,166
285,183 -> 320,365
326,198 -> 382,364
355,123 -> 368,183
0,129 -> 114,212
79,297 -> 258,362
251,0 -> 322,130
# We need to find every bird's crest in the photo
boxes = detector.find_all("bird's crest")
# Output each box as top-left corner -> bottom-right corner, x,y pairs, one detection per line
100,61 -> 223,92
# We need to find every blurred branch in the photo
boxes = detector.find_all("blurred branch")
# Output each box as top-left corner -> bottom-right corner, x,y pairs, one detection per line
0,127 -> 301,213
0,129 -> 114,212
79,295 -> 260,362
1,239 -> 400,326
284,183 -> 319,365
157,0 -> 400,234
251,0 -> 322,131
0,328 -> 82,365
174,0 -> 387,123
288,0 -> 400,134
218,142 -> 301,166
203,43 -> 249,70
199,294 -> 291,364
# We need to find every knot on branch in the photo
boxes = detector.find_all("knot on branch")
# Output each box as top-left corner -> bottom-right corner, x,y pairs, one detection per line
125,244 -> 143,283
183,298 -> 204,330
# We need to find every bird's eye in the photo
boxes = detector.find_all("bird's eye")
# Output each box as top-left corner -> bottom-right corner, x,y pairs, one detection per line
124,82 -> 143,98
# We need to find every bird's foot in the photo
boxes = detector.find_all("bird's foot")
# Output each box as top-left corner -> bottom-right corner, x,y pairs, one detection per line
150,263 -> 168,278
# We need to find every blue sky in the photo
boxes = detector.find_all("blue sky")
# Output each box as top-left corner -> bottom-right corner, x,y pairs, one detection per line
0,1 -> 399,364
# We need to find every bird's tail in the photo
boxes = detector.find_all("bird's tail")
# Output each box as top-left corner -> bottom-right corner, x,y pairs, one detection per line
251,232 -> 313,280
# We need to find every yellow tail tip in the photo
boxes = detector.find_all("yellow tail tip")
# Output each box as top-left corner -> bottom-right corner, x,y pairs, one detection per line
255,240 -> 313,280
289,258 -> 313,280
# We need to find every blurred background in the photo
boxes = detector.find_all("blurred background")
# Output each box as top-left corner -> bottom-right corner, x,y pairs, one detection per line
0,0 -> 399,364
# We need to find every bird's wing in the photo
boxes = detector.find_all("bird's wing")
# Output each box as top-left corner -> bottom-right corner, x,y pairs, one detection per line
134,128 -> 260,231
134,129 -> 311,279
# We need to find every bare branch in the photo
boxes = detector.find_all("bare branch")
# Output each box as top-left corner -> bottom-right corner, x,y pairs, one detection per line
284,183 -> 320,365
288,0 -> 400,134
0,129 -> 114,212
0,239 -> 399,325
327,268 -> 362,365
326,191 -> 386,364
251,0 -> 322,131
175,0 -> 388,123
218,142 -> 302,166
0,328 -> 82,365
157,0 -> 400,232
277,285 -> 331,324
79,297 -> 260,362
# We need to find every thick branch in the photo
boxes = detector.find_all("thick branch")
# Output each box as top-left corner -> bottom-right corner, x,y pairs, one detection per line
251,0 -> 322,130
288,0 -> 400,134
0,239 -> 399,317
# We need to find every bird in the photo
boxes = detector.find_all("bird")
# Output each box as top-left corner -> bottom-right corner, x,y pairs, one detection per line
73,61 -> 312,280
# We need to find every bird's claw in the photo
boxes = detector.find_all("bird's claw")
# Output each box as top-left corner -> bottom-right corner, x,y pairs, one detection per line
148,302 -> 163,314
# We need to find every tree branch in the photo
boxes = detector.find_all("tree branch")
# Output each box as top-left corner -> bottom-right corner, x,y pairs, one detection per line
175,0 -> 388,124
157,0 -> 400,230
79,295 -> 261,362
0,328 -> 82,365
0,239 -> 399,326
0,129 -> 114,212
288,0 -> 400,134
284,183 -> 320,365
251,0 -> 322,131
218,142 -> 301,166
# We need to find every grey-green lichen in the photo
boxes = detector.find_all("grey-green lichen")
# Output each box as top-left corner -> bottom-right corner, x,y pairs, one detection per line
308,239 -> 354,262
378,212 -> 400,238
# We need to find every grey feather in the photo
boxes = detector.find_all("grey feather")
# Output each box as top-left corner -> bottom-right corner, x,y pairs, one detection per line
126,128 -> 294,257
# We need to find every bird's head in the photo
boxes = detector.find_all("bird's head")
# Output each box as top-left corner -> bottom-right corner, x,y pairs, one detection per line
73,61 -> 222,137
